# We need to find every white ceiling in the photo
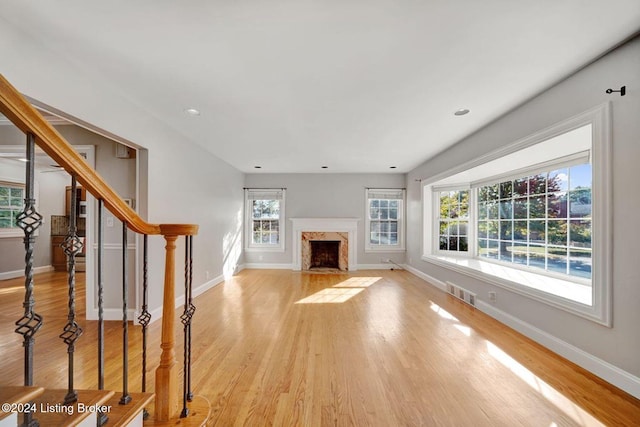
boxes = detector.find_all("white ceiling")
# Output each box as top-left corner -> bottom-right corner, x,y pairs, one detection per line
1,1 -> 638,174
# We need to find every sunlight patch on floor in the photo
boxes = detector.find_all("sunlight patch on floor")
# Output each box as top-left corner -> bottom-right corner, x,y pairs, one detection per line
295,276 -> 381,304
486,341 -> 604,427
428,300 -> 602,426
429,302 -> 461,322
453,324 -> 471,336
0,285 -> 23,295
334,277 -> 381,288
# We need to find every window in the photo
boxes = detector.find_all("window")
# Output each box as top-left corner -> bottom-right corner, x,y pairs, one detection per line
245,188 -> 285,251
422,104 -> 611,325
365,188 -> 405,251
437,189 -> 469,252
476,164 -> 591,280
0,181 -> 25,237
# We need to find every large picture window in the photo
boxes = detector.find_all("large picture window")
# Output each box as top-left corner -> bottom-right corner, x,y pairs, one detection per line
422,104 -> 611,325
477,165 -> 591,280
365,188 -> 406,252
245,188 -> 285,251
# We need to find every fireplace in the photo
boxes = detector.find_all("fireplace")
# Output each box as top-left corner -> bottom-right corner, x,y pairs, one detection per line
290,218 -> 359,271
310,240 -> 341,269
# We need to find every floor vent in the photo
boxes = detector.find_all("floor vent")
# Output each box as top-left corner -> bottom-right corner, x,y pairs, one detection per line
445,282 -> 476,307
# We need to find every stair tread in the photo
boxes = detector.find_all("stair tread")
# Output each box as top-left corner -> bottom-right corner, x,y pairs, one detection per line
101,392 -> 154,427
145,395 -> 211,427
0,386 -> 44,421
30,388 -> 114,426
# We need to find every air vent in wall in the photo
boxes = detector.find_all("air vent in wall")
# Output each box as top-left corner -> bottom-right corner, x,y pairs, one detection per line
445,281 -> 476,307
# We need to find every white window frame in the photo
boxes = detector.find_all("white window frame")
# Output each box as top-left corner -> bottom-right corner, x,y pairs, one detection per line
244,188 -> 286,252
0,180 -> 27,238
421,103 -> 612,326
434,186 -> 471,255
365,188 -> 406,252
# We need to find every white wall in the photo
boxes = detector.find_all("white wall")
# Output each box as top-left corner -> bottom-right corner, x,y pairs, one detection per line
406,37 -> 640,394
244,173 -> 407,268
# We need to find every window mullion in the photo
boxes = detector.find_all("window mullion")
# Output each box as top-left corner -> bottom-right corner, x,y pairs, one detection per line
470,188 -> 478,258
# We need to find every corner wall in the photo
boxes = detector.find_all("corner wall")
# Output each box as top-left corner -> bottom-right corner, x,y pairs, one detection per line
406,37 -> 640,395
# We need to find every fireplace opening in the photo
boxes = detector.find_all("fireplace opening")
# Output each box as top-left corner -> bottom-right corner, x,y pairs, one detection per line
310,240 -> 340,269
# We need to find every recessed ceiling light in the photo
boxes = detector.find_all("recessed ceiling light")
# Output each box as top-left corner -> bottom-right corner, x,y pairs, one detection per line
390,166 -> 397,169
184,108 -> 200,116
321,166 -> 328,169
254,166 -> 262,169
454,109 -> 470,116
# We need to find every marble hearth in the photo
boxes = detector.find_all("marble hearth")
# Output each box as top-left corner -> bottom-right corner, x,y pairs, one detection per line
290,218 -> 359,271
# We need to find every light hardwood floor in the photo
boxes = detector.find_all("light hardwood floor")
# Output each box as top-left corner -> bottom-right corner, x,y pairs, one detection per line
1,269 -> 639,426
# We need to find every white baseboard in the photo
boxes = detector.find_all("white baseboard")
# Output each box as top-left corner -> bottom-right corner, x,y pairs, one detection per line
0,265 -> 54,281
402,264 -> 447,292
241,263 -> 400,271
404,264 -> 640,399
358,263 -> 396,270
477,301 -> 640,399
145,273 -> 226,325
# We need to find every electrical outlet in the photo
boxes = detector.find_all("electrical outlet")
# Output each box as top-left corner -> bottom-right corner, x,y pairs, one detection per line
489,291 -> 497,303
205,271 -> 210,280
106,216 -> 114,228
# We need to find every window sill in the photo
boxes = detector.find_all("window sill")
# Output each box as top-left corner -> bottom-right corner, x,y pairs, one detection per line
0,228 -> 37,238
422,254 -> 600,322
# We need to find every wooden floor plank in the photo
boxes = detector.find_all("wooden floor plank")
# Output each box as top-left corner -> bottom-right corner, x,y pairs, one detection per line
1,269 -> 639,426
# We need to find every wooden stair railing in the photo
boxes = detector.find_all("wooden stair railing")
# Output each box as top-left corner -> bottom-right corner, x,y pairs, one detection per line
0,74 -> 208,425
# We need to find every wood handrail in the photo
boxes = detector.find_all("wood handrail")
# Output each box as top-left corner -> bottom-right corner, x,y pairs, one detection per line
1,74 -> 204,422
0,74 -> 197,237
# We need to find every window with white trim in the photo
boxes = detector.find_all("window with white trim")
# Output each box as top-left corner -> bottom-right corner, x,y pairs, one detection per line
0,181 -> 25,237
422,104 -> 611,325
244,188 -> 285,251
475,163 -> 592,279
365,188 -> 406,251
437,189 -> 469,253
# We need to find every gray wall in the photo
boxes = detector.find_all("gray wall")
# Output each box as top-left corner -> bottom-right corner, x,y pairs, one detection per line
406,37 -> 640,380
0,124 -> 139,311
0,126 -> 70,274
244,173 -> 406,267
0,23 -> 246,317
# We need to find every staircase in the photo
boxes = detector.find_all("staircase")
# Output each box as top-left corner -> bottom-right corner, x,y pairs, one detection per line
0,75 -> 211,426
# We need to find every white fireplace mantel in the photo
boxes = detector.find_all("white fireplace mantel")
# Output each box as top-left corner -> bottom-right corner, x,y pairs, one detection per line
290,218 -> 359,271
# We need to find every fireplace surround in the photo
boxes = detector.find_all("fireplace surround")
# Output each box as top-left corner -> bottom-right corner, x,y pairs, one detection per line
290,218 -> 359,271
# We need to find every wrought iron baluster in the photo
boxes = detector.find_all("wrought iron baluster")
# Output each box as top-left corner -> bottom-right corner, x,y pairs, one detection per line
120,221 -> 132,405
187,235 -> 195,402
137,234 -> 151,420
97,199 -> 108,426
15,132 -> 43,427
180,235 -> 196,418
59,174 -> 84,405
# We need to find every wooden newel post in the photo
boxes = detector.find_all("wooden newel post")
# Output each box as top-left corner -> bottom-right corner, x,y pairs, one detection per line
155,234 -> 179,421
